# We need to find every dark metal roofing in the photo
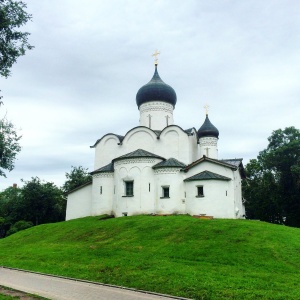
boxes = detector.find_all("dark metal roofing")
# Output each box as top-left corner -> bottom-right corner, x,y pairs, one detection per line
184,128 -> 196,135
184,155 -> 238,172
136,65 -> 177,108
220,158 -> 246,179
113,149 -> 165,162
152,158 -> 186,169
220,159 -> 243,168
90,163 -> 114,175
184,170 -> 231,181
197,115 -> 219,138
153,130 -> 162,136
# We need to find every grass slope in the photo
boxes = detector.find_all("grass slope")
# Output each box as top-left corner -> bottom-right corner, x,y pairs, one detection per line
0,215 -> 299,300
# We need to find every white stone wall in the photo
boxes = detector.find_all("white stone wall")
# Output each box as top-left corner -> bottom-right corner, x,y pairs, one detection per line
232,171 -> 246,218
66,183 -> 93,220
112,157 -> 162,217
139,102 -> 174,130
185,161 -> 234,181
199,137 -> 218,159
93,126 -> 199,170
91,173 -> 114,216
154,168 -> 186,214
94,135 -> 121,170
185,180 -> 235,218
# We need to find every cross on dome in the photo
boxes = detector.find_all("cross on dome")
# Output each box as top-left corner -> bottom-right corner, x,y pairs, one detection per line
204,104 -> 209,115
152,49 -> 160,65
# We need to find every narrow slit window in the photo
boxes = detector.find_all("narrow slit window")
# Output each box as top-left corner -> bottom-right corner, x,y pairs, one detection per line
100,186 -> 102,194
197,186 -> 204,197
162,186 -> 170,198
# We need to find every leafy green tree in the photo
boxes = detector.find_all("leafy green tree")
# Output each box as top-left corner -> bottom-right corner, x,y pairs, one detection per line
6,219 -> 33,236
244,127 -> 300,227
62,166 -> 92,194
0,0 -> 34,78
21,177 -> 66,225
0,116 -> 21,177
0,184 -> 23,236
0,0 -> 33,174
243,159 -> 283,224
0,216 -> 5,237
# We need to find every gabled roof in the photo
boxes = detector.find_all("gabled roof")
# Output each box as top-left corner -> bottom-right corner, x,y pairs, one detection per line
113,149 -> 165,162
220,158 -> 243,167
90,163 -> 114,175
184,128 -> 196,136
152,158 -> 186,169
184,170 -> 231,181
220,158 -> 246,179
184,155 -> 238,172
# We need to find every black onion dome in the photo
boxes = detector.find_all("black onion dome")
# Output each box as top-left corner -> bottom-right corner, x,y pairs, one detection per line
136,65 -> 177,108
197,115 -> 219,138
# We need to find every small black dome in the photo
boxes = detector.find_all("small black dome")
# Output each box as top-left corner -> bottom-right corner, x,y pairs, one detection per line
198,115 -> 219,138
136,65 -> 177,108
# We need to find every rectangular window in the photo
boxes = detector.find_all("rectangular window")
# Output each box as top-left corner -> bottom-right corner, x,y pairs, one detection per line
161,186 -> 170,198
125,181 -> 134,196
100,186 -> 102,194
197,186 -> 204,197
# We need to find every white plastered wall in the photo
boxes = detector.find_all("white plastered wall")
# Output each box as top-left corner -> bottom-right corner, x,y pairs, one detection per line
93,126 -> 199,173
139,102 -> 174,130
112,157 -> 162,217
154,168 -> 186,214
66,183 -> 92,220
185,180 -> 235,218
91,173 -> 114,216
199,137 -> 218,159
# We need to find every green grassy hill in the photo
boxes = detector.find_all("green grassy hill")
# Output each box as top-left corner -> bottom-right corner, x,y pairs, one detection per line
0,215 -> 299,300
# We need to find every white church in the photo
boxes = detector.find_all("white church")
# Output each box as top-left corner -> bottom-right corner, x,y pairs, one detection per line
66,57 -> 246,220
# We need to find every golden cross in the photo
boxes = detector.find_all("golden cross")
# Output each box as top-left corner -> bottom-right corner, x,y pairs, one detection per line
152,49 -> 160,65
204,104 -> 209,115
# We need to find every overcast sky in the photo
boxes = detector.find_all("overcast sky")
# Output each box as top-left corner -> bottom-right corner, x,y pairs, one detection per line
1,0 -> 300,191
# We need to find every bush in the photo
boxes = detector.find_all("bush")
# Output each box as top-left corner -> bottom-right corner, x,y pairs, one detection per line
6,220 -> 33,236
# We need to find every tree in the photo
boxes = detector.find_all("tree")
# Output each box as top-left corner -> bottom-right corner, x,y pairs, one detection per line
244,127 -> 300,227
0,116 -> 21,177
62,166 -> 92,194
21,177 -> 66,225
6,219 -> 33,236
0,0 -> 34,78
0,184 -> 23,236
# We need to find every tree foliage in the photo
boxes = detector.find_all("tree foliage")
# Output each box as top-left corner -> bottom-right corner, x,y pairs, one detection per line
0,178 -> 66,236
62,166 -> 92,194
6,219 -> 33,236
244,127 -> 300,227
0,116 -> 21,177
21,177 -> 66,225
0,0 -> 34,78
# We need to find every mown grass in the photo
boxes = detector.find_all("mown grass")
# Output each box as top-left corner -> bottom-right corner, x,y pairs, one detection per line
0,215 -> 299,299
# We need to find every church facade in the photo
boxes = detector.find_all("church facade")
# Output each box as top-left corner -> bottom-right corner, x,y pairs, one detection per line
66,62 -> 246,220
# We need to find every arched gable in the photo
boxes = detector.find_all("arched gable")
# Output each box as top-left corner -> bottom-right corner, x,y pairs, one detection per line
121,126 -> 158,153
93,134 -> 123,169
158,125 -> 196,164
90,133 -> 124,148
